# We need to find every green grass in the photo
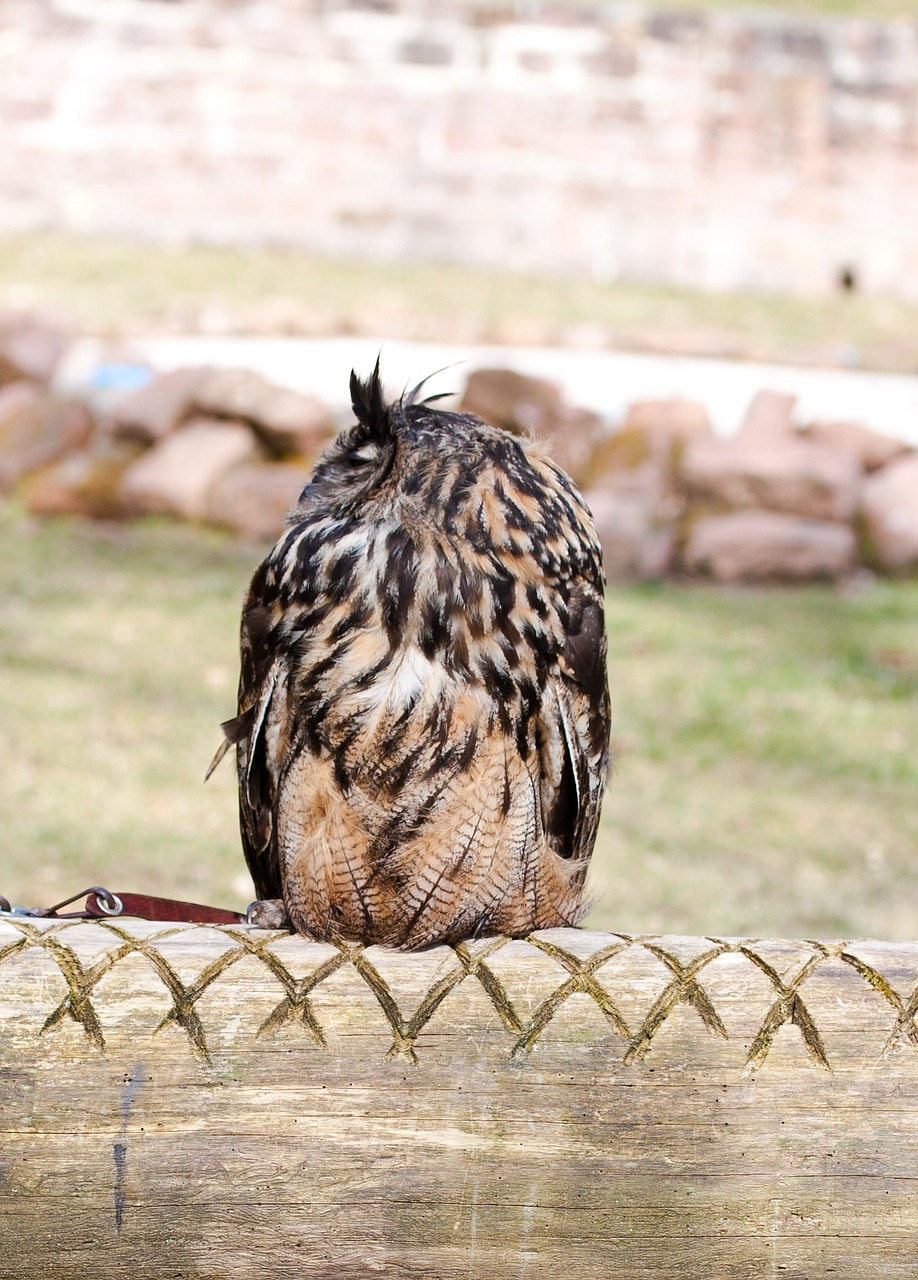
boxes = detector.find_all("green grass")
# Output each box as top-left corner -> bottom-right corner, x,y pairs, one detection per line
0,510 -> 253,912
593,582 -> 918,939
2,507 -> 916,940
3,233 -> 918,373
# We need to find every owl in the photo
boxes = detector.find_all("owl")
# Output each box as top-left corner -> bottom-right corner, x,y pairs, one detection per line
211,364 -> 610,949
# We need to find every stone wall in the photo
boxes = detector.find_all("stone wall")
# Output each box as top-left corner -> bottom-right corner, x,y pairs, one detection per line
3,316 -> 916,580
2,1 -> 918,296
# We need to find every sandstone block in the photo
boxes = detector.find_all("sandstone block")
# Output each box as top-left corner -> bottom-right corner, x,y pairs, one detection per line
0,312 -> 69,385
205,461 -> 308,542
584,488 -> 676,581
0,381 -> 44,456
622,399 -> 712,445
679,434 -> 861,522
26,438 -> 144,519
587,439 -> 668,500
859,455 -> 918,573
112,367 -> 211,444
460,367 -> 604,486
461,368 -> 565,437
578,401 -> 711,495
738,389 -> 797,438
802,420 -> 910,473
0,381 -> 93,492
119,418 -> 261,519
547,408 -> 607,489
682,510 -> 857,581
192,368 -> 335,456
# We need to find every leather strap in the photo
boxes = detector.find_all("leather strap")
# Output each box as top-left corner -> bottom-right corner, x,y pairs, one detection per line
0,887 -> 248,925
83,890 -> 246,925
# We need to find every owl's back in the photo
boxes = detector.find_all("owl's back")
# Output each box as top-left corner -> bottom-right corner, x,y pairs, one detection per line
228,367 -> 610,948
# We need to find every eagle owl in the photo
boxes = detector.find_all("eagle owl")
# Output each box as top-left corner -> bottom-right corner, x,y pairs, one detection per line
213,365 -> 610,949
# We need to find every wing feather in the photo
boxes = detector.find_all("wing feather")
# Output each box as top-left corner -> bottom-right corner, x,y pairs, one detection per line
234,592 -> 289,901
539,579 -> 610,865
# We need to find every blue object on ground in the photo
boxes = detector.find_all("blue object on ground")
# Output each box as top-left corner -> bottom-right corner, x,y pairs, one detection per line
86,363 -> 154,391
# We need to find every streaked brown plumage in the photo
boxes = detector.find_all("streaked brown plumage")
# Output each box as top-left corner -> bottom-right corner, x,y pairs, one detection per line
212,364 -> 611,949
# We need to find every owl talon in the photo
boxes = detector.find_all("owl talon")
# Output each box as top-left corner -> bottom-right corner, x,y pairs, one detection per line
246,898 -> 292,930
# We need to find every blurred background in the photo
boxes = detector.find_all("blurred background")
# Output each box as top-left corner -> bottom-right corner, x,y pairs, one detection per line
1,0 -> 917,939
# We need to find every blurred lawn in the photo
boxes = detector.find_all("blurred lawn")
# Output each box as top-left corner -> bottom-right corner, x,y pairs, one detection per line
3,234 -> 918,373
1,505 -> 916,940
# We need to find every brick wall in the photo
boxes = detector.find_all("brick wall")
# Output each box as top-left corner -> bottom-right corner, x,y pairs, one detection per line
2,0 -> 918,297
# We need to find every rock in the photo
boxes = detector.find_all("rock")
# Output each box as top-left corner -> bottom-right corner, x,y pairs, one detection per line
460,367 -> 605,486
859,455 -> 918,573
461,368 -> 565,437
0,382 -> 44,467
586,431 -> 674,523
26,438 -> 144,519
802,420 -> 910,473
0,381 -> 94,492
679,435 -> 862,522
111,367 -> 211,444
581,419 -> 688,575
584,488 -> 676,581
192,368 -> 335,456
622,399 -> 712,445
588,399 -> 710,489
119,417 -> 262,519
574,401 -> 711,494
205,461 -> 308,542
738,389 -> 797,438
0,312 -> 69,385
545,408 -> 607,489
682,511 -> 857,581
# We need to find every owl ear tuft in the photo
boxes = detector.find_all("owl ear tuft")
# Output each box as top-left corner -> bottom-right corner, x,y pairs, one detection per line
349,357 -> 394,444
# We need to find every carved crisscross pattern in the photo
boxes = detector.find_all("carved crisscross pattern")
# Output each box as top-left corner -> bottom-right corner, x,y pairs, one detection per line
1,920 -> 916,1071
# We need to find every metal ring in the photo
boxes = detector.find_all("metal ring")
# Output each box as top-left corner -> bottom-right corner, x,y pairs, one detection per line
93,891 -> 124,917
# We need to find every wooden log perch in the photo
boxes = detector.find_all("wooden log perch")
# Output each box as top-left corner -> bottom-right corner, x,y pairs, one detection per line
2,919 -> 918,1278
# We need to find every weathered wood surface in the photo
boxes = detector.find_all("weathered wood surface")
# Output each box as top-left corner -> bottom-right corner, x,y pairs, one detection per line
2,919 -> 918,1278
